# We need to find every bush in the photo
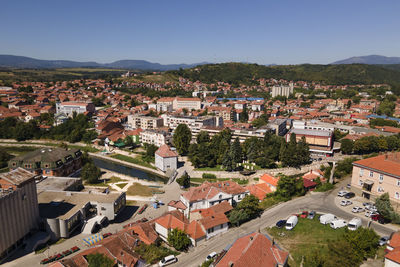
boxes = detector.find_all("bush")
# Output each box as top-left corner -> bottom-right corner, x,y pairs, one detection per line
176,172 -> 190,188
314,182 -> 334,192
134,243 -> 178,264
167,228 -> 192,251
202,173 -> 217,179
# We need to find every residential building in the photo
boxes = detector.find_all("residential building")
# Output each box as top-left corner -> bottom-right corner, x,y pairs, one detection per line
215,232 -> 289,267
38,190 -> 126,240
56,102 -> 95,117
140,129 -> 169,147
9,148 -> 82,177
351,152 -> 400,203
259,174 -> 279,192
180,181 -> 249,216
385,232 -> 400,267
271,83 -> 294,98
156,97 -> 174,112
0,168 -> 40,262
155,144 -> 178,172
173,97 -> 201,110
127,114 -> 163,130
163,114 -> 223,136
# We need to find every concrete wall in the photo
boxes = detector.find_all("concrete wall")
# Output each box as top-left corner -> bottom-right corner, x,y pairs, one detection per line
206,223 -> 228,239
385,258 -> 400,267
155,223 -> 168,241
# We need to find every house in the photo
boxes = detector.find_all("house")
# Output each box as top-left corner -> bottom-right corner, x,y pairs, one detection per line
215,232 -> 289,267
385,232 -> 400,267
56,102 -> 95,117
246,183 -> 272,201
155,145 -> 178,172
180,181 -> 248,216
351,152 -> 400,203
259,174 -> 279,192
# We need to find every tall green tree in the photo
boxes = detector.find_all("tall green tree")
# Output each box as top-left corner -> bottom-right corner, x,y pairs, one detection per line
173,124 -> 192,155
81,162 -> 102,184
167,228 -> 192,251
340,139 -> 354,154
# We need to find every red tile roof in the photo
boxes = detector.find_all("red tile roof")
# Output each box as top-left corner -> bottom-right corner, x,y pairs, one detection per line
246,183 -> 272,200
259,174 -> 279,186
182,181 -> 247,202
386,247 -> 400,264
216,232 -> 288,267
353,152 -> 400,178
155,144 -> 178,158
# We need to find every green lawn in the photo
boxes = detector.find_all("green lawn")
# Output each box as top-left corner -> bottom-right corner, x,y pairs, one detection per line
116,183 -> 128,189
190,177 -> 248,185
110,154 -> 156,170
105,176 -> 126,184
267,215 -> 347,266
126,183 -> 163,196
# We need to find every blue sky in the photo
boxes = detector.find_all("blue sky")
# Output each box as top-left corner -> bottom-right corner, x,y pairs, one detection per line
1,0 -> 399,64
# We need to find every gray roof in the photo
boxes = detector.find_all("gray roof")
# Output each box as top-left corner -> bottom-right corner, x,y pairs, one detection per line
0,167 -> 36,186
289,128 -> 332,137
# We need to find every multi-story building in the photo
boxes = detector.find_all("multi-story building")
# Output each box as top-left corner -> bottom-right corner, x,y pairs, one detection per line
140,129 -> 169,147
172,97 -> 201,111
271,83 -> 294,98
351,152 -> 400,203
127,114 -> 163,130
156,97 -> 174,112
285,128 -> 334,155
163,115 -> 223,136
207,106 -> 235,121
56,102 -> 95,117
9,148 -> 82,177
0,168 -> 39,262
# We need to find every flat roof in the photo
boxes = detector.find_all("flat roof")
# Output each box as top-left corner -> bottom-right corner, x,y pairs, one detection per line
38,190 -> 123,220
0,167 -> 36,186
36,177 -> 81,193
290,128 -> 332,137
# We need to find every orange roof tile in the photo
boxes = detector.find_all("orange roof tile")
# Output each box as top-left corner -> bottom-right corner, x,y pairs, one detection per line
259,174 -> 279,186
353,152 -> 400,178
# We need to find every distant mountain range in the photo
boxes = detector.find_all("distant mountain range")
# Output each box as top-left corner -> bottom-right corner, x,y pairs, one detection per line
0,55 -> 207,71
331,55 -> 400,65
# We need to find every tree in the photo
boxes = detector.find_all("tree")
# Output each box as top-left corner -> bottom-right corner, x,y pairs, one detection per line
143,143 -> 158,162
176,171 -> 190,188
0,149 -> 12,168
81,162 -> 102,184
82,130 -> 98,144
274,175 -> 305,201
340,139 -> 354,154
86,253 -> 115,267
222,138 -> 242,171
173,124 -> 192,155
167,228 -> 192,251
228,209 -> 249,226
236,194 -> 262,218
239,105 -> 249,122
344,228 -> 379,260
375,193 -> 400,223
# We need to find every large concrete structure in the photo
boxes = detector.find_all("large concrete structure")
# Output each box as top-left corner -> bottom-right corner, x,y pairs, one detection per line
285,128 -> 334,155
37,190 -> 126,240
163,115 -> 223,136
9,147 -> 82,177
351,152 -> 400,203
140,129 -> 169,147
172,97 -> 201,111
271,83 -> 294,98
0,168 -> 39,262
56,102 -> 95,117
127,114 -> 163,130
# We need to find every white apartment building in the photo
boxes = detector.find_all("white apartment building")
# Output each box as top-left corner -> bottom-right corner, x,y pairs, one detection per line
56,102 -> 95,117
163,115 -> 223,135
127,114 -> 163,130
271,83 -> 294,98
172,97 -> 201,111
140,130 -> 168,147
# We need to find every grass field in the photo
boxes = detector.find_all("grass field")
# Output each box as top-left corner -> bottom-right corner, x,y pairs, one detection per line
267,215 -> 347,266
126,183 -> 163,196
116,183 -> 128,189
105,176 -> 126,184
110,153 -> 156,169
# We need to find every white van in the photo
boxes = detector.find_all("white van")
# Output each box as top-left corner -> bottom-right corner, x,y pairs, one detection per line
348,218 -> 362,231
319,214 -> 337,225
330,219 -> 347,229
285,215 -> 298,230
159,255 -> 178,266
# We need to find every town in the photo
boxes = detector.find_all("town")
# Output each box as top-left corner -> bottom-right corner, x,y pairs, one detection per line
0,61 -> 400,267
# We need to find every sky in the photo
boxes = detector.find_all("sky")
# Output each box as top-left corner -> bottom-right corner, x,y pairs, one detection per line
1,0 -> 399,65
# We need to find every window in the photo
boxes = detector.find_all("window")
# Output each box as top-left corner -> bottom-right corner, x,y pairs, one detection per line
397,180 -> 400,187
396,192 -> 400,199
359,180 -> 364,186
359,169 -> 364,176
379,174 -> 384,182
369,171 -> 374,177
377,187 -> 384,193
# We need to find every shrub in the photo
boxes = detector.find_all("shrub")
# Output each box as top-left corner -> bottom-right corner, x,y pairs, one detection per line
202,173 -> 217,179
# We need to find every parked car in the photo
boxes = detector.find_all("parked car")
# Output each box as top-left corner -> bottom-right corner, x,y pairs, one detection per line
363,202 -> 374,207
338,190 -> 349,197
206,252 -> 217,261
300,211 -> 309,218
286,216 -> 298,230
379,236 -> 390,246
330,219 -> 347,229
307,211 -> 316,219
371,214 -> 389,224
159,255 -> 178,266
346,183 -> 351,189
365,211 -> 379,218
352,206 -> 365,213
320,214 -> 337,225
348,218 -> 362,231
344,192 -> 355,199
276,220 -> 287,228
340,200 -> 352,206
138,204 -> 148,214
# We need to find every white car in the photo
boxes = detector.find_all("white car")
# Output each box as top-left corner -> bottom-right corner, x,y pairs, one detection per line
206,252 -> 217,261
365,211 -> 379,218
352,206 -> 365,213
159,255 -> 178,266
340,200 -> 352,206
338,190 -> 349,197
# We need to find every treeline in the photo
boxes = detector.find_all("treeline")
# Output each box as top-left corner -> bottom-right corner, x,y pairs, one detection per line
188,130 -> 310,170
170,63 -> 400,93
0,114 -> 97,143
340,134 -> 400,154
370,118 -> 400,128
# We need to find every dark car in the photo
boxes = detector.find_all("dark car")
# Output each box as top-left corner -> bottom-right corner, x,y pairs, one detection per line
276,220 -> 287,228
371,214 -> 390,224
344,192 -> 355,199
307,211 -> 316,219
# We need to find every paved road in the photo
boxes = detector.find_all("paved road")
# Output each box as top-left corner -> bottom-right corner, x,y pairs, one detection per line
175,179 -> 398,267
